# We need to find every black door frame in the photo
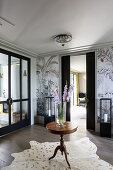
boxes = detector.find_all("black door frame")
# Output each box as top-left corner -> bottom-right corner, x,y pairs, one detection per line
61,52 -> 95,131
61,56 -> 70,121
0,48 -> 31,136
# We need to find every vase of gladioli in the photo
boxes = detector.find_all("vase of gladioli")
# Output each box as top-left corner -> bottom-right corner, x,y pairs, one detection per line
52,84 -> 73,126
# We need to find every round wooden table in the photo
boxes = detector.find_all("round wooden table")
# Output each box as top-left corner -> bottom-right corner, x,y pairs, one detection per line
46,121 -> 78,169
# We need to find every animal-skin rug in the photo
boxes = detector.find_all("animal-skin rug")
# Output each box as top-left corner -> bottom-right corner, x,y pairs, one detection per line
1,137 -> 113,170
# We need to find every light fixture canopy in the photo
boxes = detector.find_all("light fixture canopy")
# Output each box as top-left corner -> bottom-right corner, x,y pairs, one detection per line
53,33 -> 72,46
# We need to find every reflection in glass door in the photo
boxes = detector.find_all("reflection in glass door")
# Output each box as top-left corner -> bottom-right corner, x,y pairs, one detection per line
22,60 -> 29,120
11,57 -> 20,100
0,53 -> 9,128
11,57 -> 21,124
0,49 -> 30,136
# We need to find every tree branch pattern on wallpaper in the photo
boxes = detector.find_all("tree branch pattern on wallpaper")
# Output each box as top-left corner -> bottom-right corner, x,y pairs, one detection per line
36,56 -> 59,115
36,56 -> 59,77
97,48 -> 113,84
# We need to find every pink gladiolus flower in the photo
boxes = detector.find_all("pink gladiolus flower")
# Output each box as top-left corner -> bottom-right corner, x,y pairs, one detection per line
52,84 -> 73,104
67,85 -> 73,102
63,85 -> 68,102
52,88 -> 61,105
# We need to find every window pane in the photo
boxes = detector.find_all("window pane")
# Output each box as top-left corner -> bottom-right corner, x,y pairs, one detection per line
11,57 -> 20,99
22,60 -> 28,99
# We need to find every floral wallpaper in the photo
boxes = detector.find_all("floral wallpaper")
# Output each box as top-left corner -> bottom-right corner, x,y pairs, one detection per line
36,50 -> 113,133
36,56 -> 59,115
97,48 -> 113,130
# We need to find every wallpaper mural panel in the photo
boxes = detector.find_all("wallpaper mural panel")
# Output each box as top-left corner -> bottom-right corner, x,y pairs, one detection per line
36,50 -> 113,133
97,48 -> 113,133
36,56 -> 59,115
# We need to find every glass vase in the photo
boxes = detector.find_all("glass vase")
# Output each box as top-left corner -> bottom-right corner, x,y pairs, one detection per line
55,103 -> 66,127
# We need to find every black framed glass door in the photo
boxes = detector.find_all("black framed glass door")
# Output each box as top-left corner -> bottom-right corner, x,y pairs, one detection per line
0,49 -> 30,136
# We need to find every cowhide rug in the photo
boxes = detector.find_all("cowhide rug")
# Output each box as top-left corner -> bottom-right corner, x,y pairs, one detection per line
1,137 -> 113,170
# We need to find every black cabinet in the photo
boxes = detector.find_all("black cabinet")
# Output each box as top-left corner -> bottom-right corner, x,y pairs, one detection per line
100,123 -> 111,138
100,98 -> 112,138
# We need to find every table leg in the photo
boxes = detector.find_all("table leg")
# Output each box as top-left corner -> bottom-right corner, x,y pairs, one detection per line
49,145 -> 60,160
63,147 -> 71,169
49,134 -> 71,169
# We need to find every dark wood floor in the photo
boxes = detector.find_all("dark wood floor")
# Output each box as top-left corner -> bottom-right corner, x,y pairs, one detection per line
0,122 -> 113,168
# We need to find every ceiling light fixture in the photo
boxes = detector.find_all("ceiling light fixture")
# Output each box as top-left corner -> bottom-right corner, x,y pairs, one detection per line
53,33 -> 72,46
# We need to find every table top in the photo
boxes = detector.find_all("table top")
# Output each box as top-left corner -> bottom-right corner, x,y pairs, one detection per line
46,121 -> 78,135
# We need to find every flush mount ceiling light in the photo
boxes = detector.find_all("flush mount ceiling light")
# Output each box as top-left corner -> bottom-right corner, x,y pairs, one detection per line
53,33 -> 72,46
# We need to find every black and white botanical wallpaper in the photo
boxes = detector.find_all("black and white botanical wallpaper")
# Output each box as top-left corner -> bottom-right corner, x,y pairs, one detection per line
36,50 -> 113,132
97,48 -> 113,128
36,56 -> 59,115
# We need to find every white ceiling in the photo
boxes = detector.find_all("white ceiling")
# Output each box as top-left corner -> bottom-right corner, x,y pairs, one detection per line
0,0 -> 113,55
70,55 -> 86,73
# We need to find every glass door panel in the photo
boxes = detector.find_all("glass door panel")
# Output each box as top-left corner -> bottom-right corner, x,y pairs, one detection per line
0,103 -> 9,128
22,101 -> 28,120
22,60 -> 28,99
11,57 -> 20,100
11,102 -> 20,124
11,56 -> 21,125
0,53 -> 9,128
0,53 -> 8,101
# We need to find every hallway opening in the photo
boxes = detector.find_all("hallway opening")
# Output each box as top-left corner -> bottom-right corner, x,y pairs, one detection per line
70,55 -> 86,132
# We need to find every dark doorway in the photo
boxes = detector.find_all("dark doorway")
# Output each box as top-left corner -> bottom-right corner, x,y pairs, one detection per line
61,52 -> 95,131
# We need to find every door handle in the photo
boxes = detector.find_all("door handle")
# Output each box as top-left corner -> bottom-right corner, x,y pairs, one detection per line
7,98 -> 13,105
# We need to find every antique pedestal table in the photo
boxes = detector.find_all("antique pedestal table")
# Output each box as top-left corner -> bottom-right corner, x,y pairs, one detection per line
46,121 -> 78,169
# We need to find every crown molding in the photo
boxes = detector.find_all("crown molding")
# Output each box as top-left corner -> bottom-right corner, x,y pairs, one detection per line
0,37 -> 113,58
0,38 -> 37,58
38,41 -> 113,57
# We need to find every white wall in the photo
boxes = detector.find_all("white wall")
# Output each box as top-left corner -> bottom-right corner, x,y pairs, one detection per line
78,73 -> 86,93
31,57 -> 37,125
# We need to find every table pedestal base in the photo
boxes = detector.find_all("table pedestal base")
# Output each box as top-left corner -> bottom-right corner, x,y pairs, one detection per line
49,134 -> 71,169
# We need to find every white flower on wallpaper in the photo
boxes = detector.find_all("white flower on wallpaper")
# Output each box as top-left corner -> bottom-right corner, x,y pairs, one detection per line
36,56 -> 59,115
